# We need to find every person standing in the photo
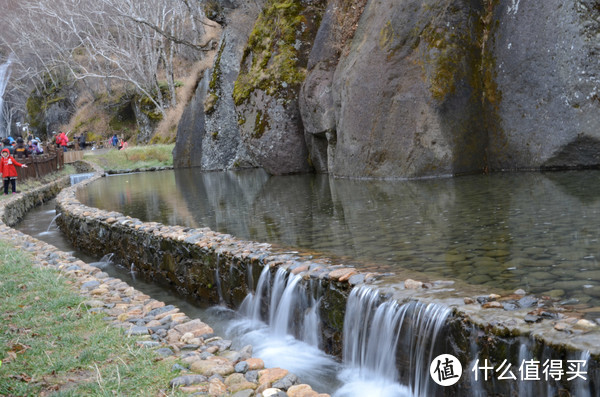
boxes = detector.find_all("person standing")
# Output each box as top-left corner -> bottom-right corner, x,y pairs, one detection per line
79,133 -> 86,149
0,148 -> 28,194
57,131 -> 69,152
2,138 -> 14,154
52,131 -> 60,149
111,134 -> 119,148
30,140 -> 43,155
14,137 -> 31,158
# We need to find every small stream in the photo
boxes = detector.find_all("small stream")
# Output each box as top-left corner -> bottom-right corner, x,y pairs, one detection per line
15,196 -> 598,396
13,200 -> 369,395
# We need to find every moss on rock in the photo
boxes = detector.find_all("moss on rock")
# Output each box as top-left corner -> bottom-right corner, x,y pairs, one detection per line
205,40 -> 226,114
233,0 -> 314,106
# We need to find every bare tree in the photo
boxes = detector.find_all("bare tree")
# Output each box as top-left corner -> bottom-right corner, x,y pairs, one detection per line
0,0 -> 214,119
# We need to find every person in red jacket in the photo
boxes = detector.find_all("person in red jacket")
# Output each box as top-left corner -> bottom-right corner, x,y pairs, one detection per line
57,131 -> 69,152
0,148 -> 28,195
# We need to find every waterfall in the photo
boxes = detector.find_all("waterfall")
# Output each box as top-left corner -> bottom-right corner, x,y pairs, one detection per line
268,267 -> 288,326
336,285 -> 451,397
239,265 -> 270,326
0,57 -> 12,138
302,297 -> 321,347
231,266 -> 339,392
246,262 -> 254,293
46,213 -> 62,232
517,343 -> 533,397
89,253 -> 115,269
238,265 -> 321,345
214,253 -> 224,304
467,326 -> 487,397
571,350 -> 591,397
70,173 -> 95,185
272,273 -> 302,336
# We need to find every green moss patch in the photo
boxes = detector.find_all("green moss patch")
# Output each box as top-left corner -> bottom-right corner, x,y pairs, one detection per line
253,110 -> 270,138
233,0 -> 313,105
205,40 -> 226,114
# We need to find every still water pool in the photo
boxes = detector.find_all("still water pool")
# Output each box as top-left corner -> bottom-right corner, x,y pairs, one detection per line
77,168 -> 600,312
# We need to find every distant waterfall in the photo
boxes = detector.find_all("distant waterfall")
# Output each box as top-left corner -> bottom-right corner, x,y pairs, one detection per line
0,57 -> 13,138
70,173 -> 96,185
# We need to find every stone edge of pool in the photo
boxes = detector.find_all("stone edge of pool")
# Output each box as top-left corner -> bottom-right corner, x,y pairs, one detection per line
0,161 -> 329,397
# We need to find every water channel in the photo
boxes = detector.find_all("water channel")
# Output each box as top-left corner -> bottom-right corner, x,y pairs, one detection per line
77,168 -> 600,314
16,169 -> 600,396
17,199 -> 414,396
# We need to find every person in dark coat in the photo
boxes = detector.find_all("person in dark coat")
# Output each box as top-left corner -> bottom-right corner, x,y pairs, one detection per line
2,138 -> 14,154
14,138 -> 31,158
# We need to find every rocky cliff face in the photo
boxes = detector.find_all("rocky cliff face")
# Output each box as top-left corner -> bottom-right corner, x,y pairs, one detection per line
330,0 -> 488,178
174,0 -> 600,178
489,0 -> 600,170
173,1 -> 263,170
233,0 -> 326,175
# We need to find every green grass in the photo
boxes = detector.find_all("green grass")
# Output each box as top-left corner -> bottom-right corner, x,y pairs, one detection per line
83,144 -> 174,171
0,242 -> 183,396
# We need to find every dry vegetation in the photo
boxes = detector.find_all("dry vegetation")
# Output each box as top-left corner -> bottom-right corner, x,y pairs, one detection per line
1,0 -> 223,144
151,54 -> 219,144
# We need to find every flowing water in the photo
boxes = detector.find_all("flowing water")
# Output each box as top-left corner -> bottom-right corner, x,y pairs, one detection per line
77,169 -> 600,313
15,197 -> 599,396
70,172 -> 96,185
338,286 -> 451,397
18,199 -> 459,396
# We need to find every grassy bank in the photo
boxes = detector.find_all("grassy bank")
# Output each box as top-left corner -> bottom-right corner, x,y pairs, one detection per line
0,242 -> 181,396
83,144 -> 174,171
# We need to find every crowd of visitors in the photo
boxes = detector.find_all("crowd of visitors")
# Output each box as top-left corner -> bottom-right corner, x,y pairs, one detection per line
2,136 -> 45,157
1,131 -> 128,155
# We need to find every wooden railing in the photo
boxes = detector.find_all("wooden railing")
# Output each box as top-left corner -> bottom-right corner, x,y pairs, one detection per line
63,150 -> 84,163
14,147 -> 64,181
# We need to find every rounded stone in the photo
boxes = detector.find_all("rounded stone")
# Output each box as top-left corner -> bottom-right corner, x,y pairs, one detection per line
235,361 -> 249,373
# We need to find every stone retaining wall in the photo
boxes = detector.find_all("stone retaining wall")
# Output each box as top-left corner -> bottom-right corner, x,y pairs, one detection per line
53,163 -> 600,395
0,160 -> 99,226
0,163 -> 330,396
55,163 -> 368,356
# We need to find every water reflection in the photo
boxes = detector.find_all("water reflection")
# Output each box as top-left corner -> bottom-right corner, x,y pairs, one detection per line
77,169 -> 600,310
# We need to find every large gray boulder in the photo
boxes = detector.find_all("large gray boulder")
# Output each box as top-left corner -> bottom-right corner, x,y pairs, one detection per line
298,1 -> 342,174
173,81 -> 206,168
173,2 -> 262,170
201,1 -> 264,170
235,0 -> 327,175
330,0 -> 487,179
488,0 -> 600,170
